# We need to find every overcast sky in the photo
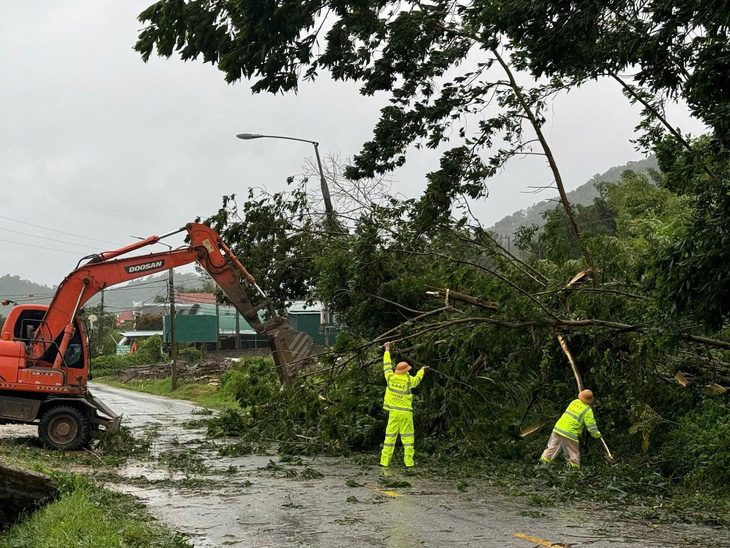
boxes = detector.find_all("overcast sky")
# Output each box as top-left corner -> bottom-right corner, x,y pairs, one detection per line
1,1 -> 707,288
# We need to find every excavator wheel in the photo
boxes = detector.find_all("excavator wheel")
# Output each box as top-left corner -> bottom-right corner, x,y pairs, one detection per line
38,405 -> 91,451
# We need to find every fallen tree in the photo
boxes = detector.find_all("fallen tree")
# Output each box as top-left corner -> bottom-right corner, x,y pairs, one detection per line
134,0 -> 730,510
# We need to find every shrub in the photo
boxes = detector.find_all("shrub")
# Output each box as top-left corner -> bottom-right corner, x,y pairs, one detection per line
660,398 -> 730,489
90,336 -> 167,376
219,357 -> 279,406
177,343 -> 204,364
208,356 -> 385,455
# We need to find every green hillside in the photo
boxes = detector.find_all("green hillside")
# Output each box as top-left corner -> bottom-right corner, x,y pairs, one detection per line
0,275 -> 56,306
490,156 -> 659,236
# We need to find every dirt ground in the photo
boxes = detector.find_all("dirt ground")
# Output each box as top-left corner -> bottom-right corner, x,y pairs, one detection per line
3,384 -> 729,547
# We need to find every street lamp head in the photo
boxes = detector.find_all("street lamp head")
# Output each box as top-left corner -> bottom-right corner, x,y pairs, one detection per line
236,133 -> 264,140
233,131 -> 336,230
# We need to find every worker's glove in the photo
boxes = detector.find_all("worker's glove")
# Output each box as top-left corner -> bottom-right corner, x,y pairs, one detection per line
421,366 -> 430,372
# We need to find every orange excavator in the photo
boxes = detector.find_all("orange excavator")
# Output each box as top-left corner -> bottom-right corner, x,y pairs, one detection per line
0,223 -> 314,449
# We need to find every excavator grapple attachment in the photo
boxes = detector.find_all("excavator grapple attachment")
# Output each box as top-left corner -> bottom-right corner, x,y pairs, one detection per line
87,391 -> 122,436
266,322 -> 315,382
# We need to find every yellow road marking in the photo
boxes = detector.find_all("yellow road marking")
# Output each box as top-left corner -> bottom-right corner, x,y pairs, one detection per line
375,488 -> 402,497
512,532 -> 554,546
365,485 -> 402,497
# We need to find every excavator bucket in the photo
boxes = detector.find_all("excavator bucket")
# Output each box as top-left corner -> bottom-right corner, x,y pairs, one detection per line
270,323 -> 315,367
263,319 -> 315,384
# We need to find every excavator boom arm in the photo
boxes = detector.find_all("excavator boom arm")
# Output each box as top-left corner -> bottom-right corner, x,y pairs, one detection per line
32,223 -> 312,384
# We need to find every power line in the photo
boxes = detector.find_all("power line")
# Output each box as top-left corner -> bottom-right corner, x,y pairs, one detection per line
2,275 -> 206,306
0,237 -> 82,255
0,295 -> 54,304
0,214 -> 122,246
0,291 -> 57,297
0,227 -> 100,251
0,275 -> 199,299
101,277 -> 205,293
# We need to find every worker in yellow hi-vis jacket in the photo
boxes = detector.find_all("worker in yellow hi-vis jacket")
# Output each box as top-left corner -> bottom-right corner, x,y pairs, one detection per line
541,389 -> 602,468
380,342 -> 428,467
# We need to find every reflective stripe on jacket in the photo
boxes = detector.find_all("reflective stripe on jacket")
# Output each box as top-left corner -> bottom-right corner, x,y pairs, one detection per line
553,398 -> 601,442
382,350 -> 424,413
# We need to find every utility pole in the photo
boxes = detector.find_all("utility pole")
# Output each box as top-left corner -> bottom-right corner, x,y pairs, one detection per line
215,300 -> 221,351
321,306 -> 329,347
98,289 -> 104,356
168,268 -> 178,390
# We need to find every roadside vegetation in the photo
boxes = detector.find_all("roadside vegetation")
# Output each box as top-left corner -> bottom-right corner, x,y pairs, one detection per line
91,338 -> 236,410
0,429 -> 188,546
90,336 -> 166,377
97,377 -> 236,410
0,476 -> 190,548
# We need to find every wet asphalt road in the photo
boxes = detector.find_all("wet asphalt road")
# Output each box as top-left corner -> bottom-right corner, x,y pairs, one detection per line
88,383 -> 730,548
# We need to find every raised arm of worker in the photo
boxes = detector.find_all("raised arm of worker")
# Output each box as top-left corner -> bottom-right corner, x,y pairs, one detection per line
383,342 -> 394,380
410,365 -> 429,389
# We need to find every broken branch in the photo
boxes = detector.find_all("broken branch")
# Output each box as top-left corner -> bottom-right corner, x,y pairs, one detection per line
426,289 -> 499,311
557,335 -> 584,392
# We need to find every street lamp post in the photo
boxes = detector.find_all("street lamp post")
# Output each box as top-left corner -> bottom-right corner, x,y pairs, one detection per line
236,133 -> 337,231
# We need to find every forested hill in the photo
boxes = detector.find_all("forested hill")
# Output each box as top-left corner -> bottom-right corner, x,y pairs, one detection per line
490,156 -> 659,236
0,272 -> 204,312
0,275 -> 56,306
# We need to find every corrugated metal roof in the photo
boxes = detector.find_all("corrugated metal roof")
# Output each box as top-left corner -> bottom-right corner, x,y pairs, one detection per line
176,292 -> 217,304
288,300 -> 322,314
120,330 -> 164,337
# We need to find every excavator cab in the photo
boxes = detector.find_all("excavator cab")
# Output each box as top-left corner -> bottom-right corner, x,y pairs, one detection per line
0,305 -> 120,450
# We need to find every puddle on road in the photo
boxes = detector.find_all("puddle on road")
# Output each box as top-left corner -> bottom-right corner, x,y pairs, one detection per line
117,462 -> 188,482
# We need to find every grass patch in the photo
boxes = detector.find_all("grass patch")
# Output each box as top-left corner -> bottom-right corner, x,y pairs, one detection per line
0,427 -> 152,475
96,377 -> 237,410
159,450 -> 208,475
0,477 -> 190,547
